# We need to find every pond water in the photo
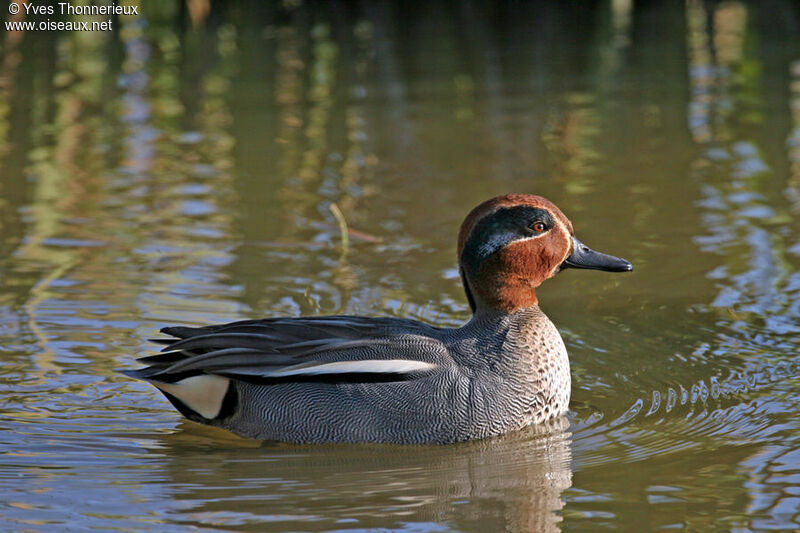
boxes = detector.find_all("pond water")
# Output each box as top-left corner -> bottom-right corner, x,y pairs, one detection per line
2,1 -> 800,530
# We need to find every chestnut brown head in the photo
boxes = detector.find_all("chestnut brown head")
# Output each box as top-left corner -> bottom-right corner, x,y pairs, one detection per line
457,194 -> 632,313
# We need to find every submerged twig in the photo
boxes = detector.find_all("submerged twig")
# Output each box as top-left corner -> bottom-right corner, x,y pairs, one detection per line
329,202 -> 350,256
308,221 -> 383,243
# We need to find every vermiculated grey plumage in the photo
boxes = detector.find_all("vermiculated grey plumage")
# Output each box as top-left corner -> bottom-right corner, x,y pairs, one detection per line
126,308 -> 570,444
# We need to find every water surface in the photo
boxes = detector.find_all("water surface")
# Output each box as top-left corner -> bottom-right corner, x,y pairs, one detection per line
2,1 -> 800,530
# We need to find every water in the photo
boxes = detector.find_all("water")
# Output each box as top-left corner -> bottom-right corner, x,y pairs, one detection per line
1,0 -> 800,530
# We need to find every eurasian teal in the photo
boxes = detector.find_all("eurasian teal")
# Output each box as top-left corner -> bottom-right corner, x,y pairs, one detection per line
124,194 -> 632,444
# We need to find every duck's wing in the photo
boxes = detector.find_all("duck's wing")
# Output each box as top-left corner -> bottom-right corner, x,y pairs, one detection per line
124,316 -> 452,385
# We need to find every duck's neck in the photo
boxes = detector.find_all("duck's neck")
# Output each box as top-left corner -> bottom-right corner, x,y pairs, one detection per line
485,284 -> 539,312
468,283 -> 539,315
461,268 -> 540,313
468,300 -> 543,326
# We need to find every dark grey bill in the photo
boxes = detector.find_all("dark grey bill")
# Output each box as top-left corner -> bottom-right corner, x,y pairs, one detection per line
561,237 -> 633,272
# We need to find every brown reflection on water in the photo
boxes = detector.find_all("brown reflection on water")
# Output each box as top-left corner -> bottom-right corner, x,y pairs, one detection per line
154,419 -> 572,532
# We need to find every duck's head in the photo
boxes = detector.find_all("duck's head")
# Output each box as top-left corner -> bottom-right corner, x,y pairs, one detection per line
457,194 -> 632,313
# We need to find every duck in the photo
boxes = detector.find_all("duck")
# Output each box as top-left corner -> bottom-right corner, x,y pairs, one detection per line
123,194 -> 632,444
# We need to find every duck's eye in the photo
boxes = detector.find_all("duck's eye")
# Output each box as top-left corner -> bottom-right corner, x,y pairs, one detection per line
531,221 -> 547,233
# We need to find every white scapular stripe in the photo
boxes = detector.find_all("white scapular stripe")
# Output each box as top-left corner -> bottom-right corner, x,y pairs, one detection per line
268,359 -> 437,377
155,375 -> 230,419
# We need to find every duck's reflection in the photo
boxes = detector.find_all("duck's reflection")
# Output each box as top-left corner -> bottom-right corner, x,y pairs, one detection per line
151,418 -> 573,532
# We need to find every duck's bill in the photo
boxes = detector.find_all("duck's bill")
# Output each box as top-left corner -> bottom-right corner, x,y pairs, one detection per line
561,237 -> 633,272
